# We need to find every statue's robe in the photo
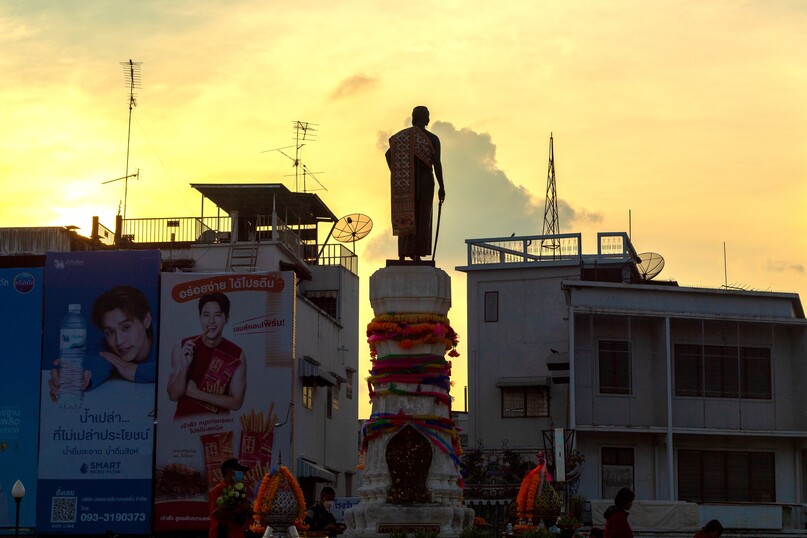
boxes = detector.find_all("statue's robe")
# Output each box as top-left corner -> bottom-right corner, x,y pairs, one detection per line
387,126 -> 440,259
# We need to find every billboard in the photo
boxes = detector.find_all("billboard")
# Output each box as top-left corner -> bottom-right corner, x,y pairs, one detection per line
0,268 -> 43,530
37,251 -> 160,535
154,272 -> 295,532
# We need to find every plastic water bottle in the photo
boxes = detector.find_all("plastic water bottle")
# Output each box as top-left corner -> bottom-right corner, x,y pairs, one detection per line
58,303 -> 87,409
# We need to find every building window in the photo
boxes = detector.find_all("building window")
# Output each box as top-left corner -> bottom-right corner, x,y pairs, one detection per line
601,447 -> 634,500
304,290 -> 338,319
346,370 -> 354,400
485,291 -> 498,322
501,386 -> 549,418
741,347 -> 772,399
302,385 -> 314,410
674,344 -> 771,399
598,340 -> 632,395
326,386 -> 333,419
678,449 -> 775,503
332,382 -> 340,412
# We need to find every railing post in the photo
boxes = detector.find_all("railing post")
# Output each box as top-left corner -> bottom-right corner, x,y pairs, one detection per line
271,195 -> 277,242
229,211 -> 238,243
114,215 -> 123,246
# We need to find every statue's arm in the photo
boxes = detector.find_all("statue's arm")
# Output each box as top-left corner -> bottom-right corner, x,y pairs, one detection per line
433,138 -> 445,200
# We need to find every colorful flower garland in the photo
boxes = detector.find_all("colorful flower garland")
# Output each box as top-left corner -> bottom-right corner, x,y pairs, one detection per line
367,354 -> 453,407
360,315 -> 463,486
361,412 -> 463,470
367,315 -> 460,359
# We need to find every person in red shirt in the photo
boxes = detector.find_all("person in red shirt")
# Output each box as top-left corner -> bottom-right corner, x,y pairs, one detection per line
168,293 -> 247,418
694,519 -> 723,538
209,458 -> 251,538
603,487 -> 635,538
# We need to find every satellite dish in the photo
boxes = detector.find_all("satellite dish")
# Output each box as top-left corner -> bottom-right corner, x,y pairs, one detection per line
636,252 -> 665,280
333,213 -> 373,248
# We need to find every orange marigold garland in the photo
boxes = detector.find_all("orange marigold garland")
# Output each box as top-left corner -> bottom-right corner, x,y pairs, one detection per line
367,314 -> 460,359
250,465 -> 308,534
515,452 -> 553,522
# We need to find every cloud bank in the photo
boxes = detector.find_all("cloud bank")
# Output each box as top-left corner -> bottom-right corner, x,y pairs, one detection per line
363,121 -> 603,268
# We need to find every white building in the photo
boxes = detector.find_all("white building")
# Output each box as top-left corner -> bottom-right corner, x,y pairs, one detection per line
0,183 -> 360,504
458,231 -> 807,532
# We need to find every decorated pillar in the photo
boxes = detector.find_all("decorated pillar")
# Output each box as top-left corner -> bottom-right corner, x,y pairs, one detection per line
345,265 -> 474,537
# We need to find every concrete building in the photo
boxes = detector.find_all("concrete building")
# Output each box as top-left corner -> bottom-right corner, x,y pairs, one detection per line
0,183 -> 360,504
458,231 -> 807,532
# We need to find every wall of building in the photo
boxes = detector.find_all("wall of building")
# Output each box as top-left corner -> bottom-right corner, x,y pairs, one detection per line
574,313 -> 668,429
294,265 -> 360,497
464,265 -> 580,450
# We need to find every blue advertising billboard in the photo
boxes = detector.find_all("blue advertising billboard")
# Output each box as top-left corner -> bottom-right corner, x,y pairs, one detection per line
37,251 -> 160,535
0,267 -> 42,530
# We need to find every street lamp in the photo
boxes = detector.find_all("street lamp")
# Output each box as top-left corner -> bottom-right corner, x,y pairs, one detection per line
11,480 -> 25,536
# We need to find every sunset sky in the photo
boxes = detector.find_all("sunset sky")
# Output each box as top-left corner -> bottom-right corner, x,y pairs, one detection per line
2,1 -> 805,417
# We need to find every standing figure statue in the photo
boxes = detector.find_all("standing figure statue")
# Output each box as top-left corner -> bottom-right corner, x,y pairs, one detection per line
386,106 -> 445,261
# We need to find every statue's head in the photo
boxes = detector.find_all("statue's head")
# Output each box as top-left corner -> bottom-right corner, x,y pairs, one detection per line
412,106 -> 430,127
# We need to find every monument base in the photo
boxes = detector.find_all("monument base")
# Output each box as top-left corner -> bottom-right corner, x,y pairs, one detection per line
344,503 -> 474,538
347,264 -> 473,537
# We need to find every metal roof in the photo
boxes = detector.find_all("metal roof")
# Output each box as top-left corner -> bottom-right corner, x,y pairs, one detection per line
191,183 -> 337,225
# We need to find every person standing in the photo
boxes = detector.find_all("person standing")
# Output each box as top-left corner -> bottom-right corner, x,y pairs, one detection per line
209,458 -> 251,538
386,105 -> 445,261
305,486 -> 345,537
603,487 -> 635,538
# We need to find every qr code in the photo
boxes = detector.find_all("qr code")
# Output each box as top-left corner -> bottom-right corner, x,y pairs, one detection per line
51,496 -> 77,523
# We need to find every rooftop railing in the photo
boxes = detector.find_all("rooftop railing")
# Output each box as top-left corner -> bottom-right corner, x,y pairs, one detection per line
314,243 -> 358,274
466,233 -> 583,266
120,216 -> 225,244
465,232 -> 639,268
114,214 -> 357,275
597,231 -> 640,261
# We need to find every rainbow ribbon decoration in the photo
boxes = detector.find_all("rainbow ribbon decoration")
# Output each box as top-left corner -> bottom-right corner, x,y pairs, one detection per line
361,412 -> 462,469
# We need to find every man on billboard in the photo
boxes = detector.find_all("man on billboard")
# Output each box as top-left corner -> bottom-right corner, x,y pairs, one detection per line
47,285 -> 156,400
168,292 -> 247,418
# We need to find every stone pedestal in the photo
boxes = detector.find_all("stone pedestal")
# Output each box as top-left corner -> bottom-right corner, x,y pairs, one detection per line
345,266 -> 473,537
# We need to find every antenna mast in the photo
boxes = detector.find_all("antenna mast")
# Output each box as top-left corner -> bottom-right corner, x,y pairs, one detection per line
120,59 -> 142,220
261,121 -> 327,192
541,133 -> 560,253
292,121 -> 321,192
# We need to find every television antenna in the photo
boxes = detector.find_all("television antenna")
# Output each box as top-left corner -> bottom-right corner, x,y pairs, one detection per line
262,121 -> 326,192
541,133 -> 560,254
636,252 -> 665,281
118,59 -> 142,220
320,213 -> 373,256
